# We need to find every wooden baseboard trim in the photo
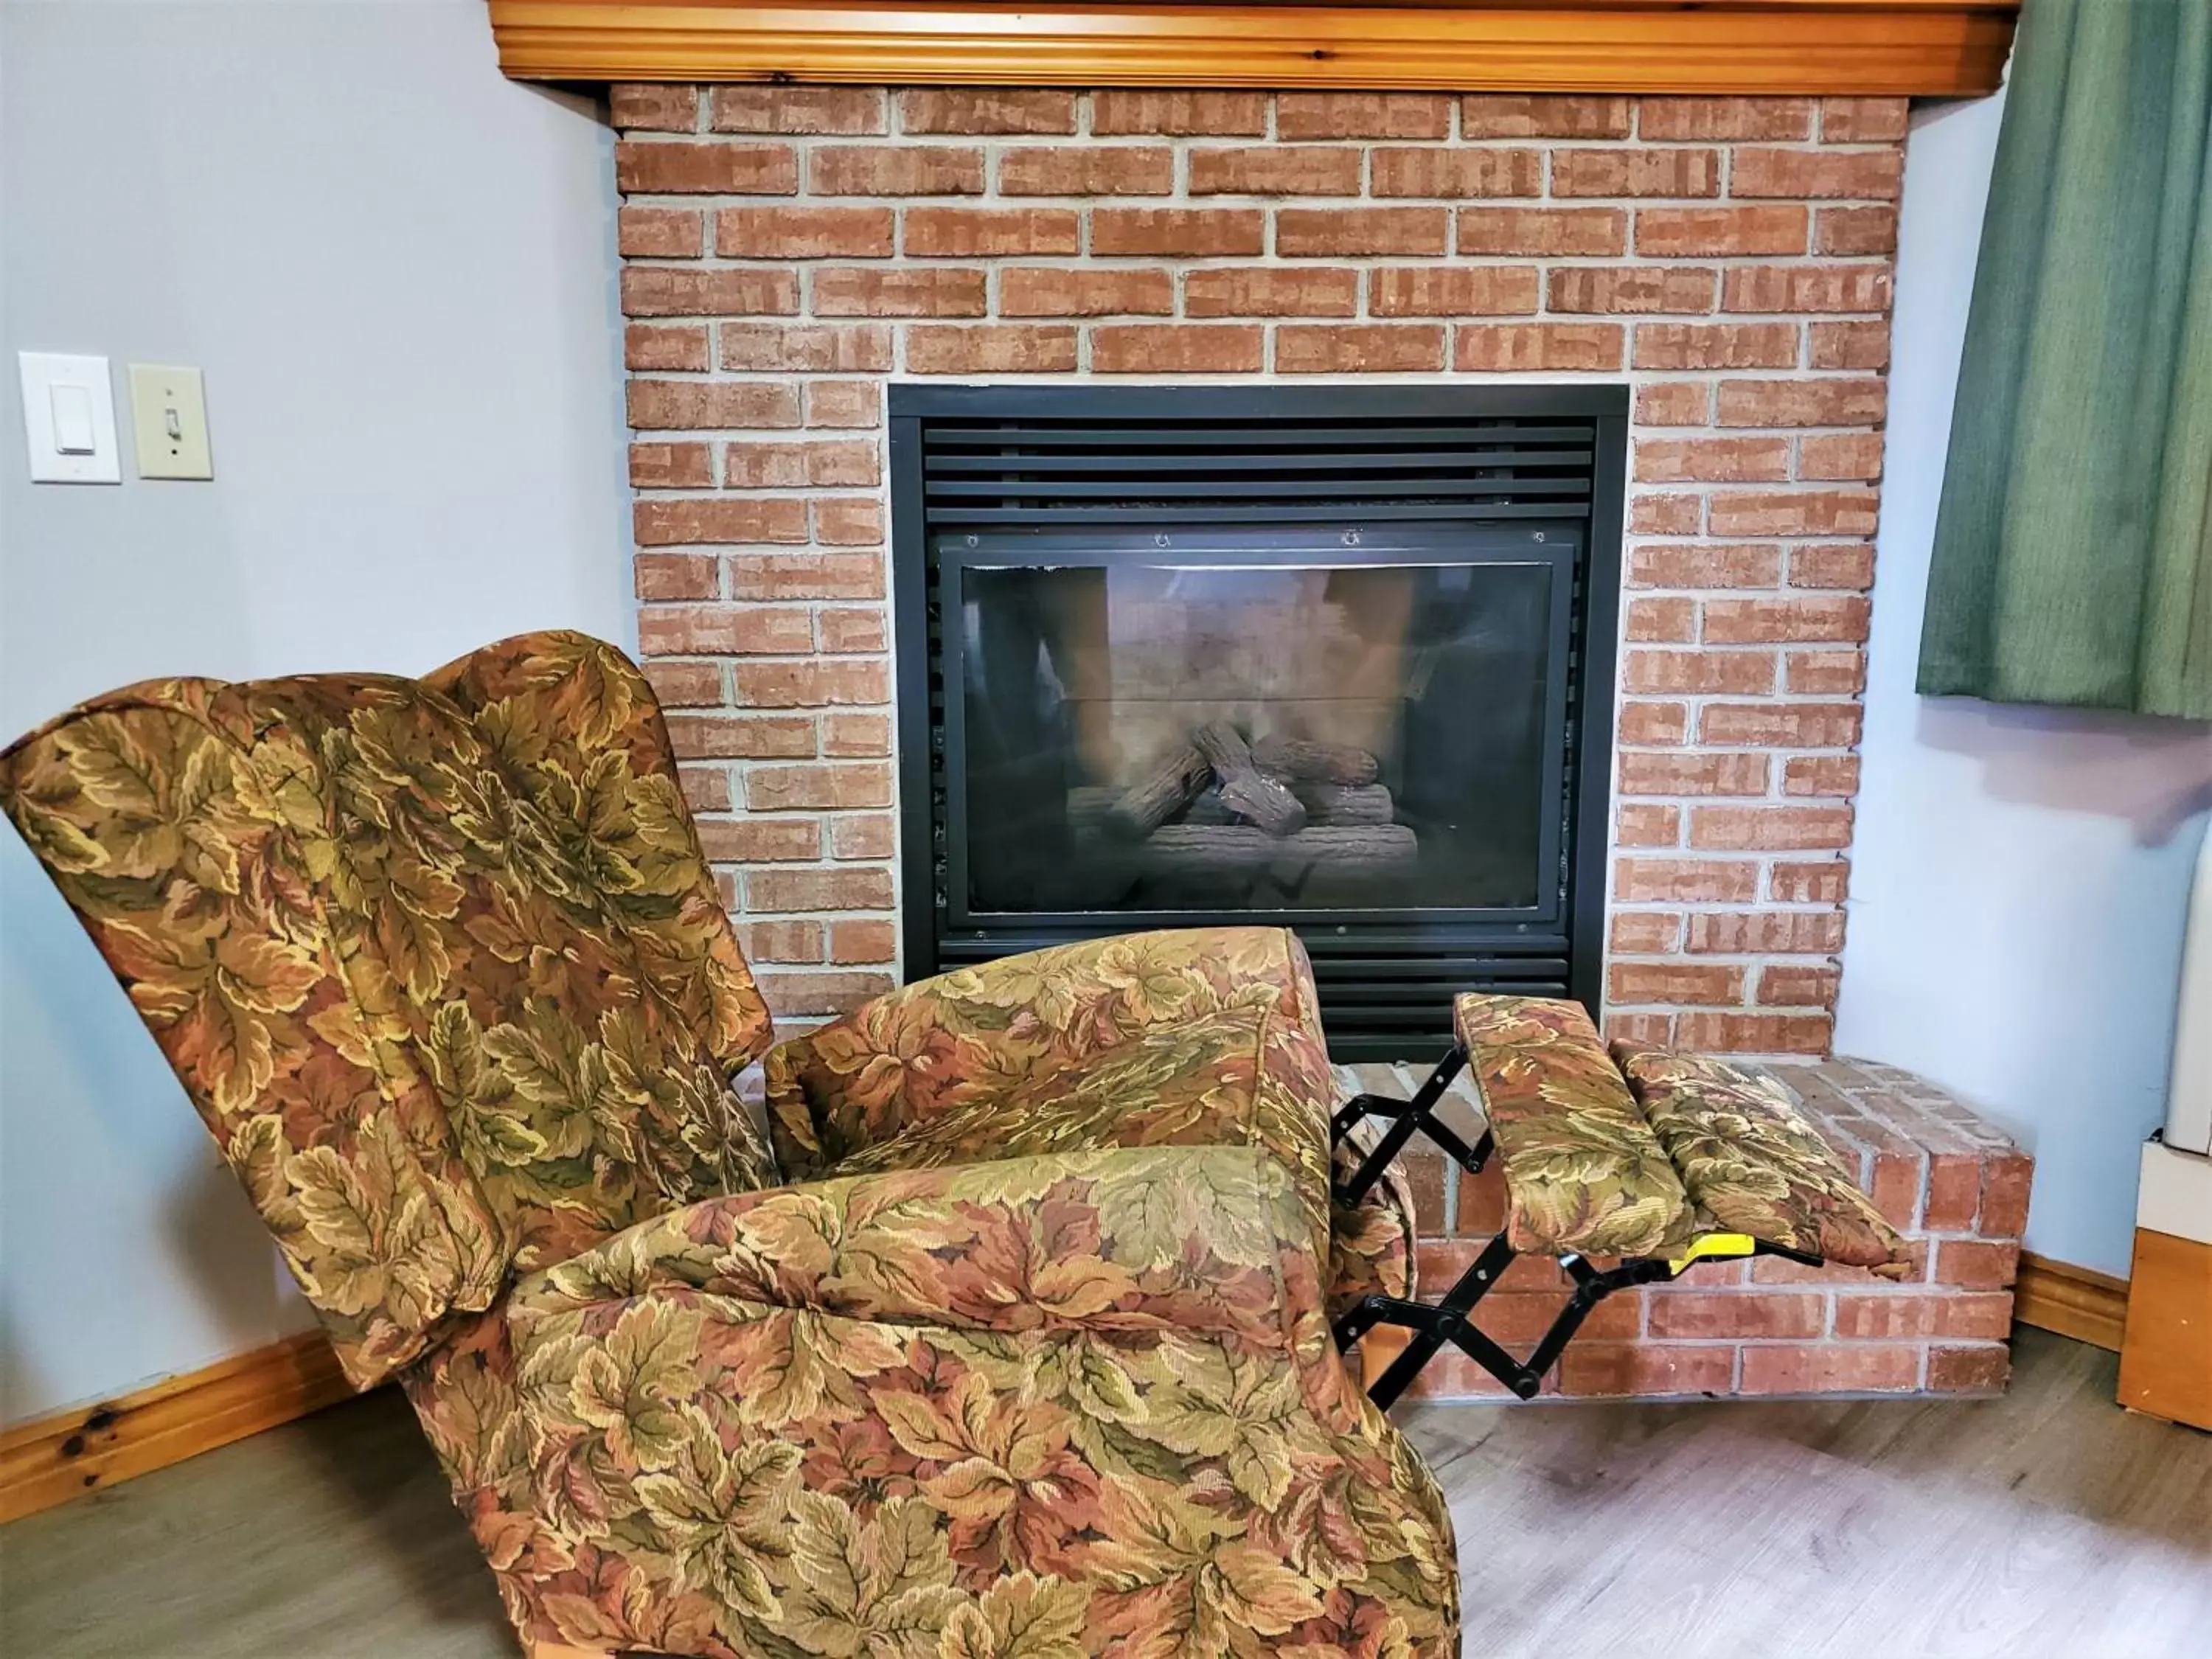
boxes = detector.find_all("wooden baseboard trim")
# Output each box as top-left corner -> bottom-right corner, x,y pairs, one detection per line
0,1331 -> 356,1524
2118,1228 -> 2212,1430
2014,1252 -> 2129,1352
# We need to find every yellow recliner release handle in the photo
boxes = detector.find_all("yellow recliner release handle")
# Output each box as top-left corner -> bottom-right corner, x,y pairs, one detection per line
1668,1233 -> 1760,1274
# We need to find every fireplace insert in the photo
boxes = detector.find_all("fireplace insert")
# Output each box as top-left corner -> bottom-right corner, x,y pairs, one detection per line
891,384 -> 1625,1059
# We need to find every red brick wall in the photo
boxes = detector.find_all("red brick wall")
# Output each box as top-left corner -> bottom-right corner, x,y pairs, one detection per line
612,87 -> 1907,1046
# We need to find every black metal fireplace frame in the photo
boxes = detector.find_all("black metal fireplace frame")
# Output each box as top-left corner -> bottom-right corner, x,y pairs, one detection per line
889,383 -> 1627,1057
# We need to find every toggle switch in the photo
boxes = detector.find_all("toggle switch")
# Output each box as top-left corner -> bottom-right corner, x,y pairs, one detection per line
128,364 -> 214,480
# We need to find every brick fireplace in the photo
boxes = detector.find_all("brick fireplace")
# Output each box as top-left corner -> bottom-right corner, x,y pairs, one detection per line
616,84 -> 1900,1055
611,82 -> 2034,1401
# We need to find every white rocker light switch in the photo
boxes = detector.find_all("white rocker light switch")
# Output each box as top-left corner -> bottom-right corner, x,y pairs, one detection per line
18,352 -> 121,483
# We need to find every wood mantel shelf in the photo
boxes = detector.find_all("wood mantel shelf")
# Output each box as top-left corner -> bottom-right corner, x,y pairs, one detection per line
487,1 -> 2019,97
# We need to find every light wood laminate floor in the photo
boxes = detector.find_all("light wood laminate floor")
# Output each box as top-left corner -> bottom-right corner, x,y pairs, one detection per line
2,1329 -> 2205,1658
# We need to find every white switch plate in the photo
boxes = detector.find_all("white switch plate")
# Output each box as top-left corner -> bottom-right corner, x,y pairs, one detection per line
18,352 -> 121,483
128,363 -> 214,480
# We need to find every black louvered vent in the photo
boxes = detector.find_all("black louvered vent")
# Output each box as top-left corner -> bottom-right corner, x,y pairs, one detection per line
917,416 -> 1599,526
891,387 -> 1626,1060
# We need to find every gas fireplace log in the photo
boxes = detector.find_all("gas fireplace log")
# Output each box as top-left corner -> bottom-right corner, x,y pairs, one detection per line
1192,721 -> 1307,837
1071,778 -> 1393,832
1183,789 -> 1234,826
1251,735 -> 1381,787
1296,782 -> 1394,826
1140,824 -> 1416,874
1107,742 -> 1212,839
1068,785 -> 1230,832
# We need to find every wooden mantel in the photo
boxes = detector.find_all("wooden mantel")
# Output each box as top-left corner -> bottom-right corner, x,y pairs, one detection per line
487,1 -> 2019,97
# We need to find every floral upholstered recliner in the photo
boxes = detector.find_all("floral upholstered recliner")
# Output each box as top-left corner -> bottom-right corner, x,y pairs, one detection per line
0,630 -> 1458,1659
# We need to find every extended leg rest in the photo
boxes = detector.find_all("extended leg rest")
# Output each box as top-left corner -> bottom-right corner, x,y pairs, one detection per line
1330,992 -> 1910,1412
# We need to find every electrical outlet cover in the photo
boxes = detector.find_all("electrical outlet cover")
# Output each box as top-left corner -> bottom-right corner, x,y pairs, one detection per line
128,364 -> 214,480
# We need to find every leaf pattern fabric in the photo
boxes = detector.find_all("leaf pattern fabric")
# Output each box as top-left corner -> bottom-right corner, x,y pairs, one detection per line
401,927 -> 1457,1656
765,929 -> 1316,1181
1611,1045 -> 1910,1273
1326,1128 -> 1417,1322
422,631 -> 773,1084
1454,994 -> 1910,1277
5,637 -> 1461,1655
0,631 -> 776,1386
407,1144 -> 1458,1658
1455,993 -> 1700,1259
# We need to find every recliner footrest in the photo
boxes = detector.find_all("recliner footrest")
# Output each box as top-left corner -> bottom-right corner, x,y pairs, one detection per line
1330,993 -> 1912,1409
1610,1043 -> 1909,1274
1455,994 -> 1703,1259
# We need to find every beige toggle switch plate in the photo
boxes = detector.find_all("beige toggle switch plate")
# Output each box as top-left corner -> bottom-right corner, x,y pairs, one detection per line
128,364 -> 213,480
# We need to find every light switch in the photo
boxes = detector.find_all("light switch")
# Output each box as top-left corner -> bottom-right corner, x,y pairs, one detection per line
18,352 -> 121,483
51,385 -> 97,453
128,364 -> 213,480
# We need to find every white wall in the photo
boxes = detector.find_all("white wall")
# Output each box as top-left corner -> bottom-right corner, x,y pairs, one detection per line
1837,91 -> 2212,1281
0,0 -> 628,1424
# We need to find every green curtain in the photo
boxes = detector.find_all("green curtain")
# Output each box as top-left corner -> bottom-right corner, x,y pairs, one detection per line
1919,0 -> 2212,719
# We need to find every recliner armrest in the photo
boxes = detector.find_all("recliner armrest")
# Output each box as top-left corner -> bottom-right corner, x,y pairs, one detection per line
761,927 -> 1319,1178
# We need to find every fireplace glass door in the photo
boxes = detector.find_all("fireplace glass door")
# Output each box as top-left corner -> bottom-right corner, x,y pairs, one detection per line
941,526 -> 1576,928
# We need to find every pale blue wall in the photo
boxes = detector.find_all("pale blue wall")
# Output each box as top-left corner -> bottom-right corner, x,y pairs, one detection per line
0,0 -> 630,1423
1835,92 -> 2212,1280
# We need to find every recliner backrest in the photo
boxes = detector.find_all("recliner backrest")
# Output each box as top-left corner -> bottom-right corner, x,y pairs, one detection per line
0,630 -> 776,1387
